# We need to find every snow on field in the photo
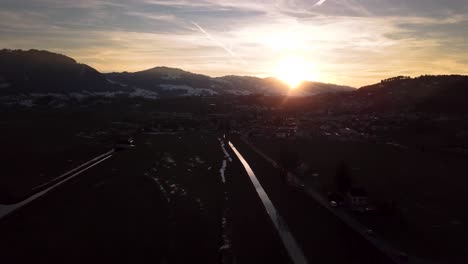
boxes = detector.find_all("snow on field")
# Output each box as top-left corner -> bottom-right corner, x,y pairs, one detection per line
149,156 -> 190,202
219,214 -> 231,252
18,99 -> 34,107
30,92 -> 68,99
194,156 -> 205,164
129,88 -> 159,99
93,91 -> 123,98
159,84 -> 218,96
162,153 -> 176,166
166,182 -> 187,196
152,176 -> 171,203
186,156 -> 206,168
218,138 -> 232,162
218,138 -> 232,184
68,92 -> 88,100
219,160 -> 227,183
225,89 -> 251,95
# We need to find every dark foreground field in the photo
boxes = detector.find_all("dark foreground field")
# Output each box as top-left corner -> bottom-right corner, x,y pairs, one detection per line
0,110 -> 117,199
0,132 -> 290,264
0,131 -> 394,264
250,135 -> 468,263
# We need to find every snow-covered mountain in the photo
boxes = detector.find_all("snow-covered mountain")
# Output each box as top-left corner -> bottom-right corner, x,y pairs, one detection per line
106,67 -> 355,97
0,49 -> 355,106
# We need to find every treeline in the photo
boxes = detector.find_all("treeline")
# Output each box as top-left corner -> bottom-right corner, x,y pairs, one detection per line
380,76 -> 411,83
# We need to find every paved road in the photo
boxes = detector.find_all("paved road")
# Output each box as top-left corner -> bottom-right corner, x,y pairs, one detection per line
0,150 -> 114,218
239,136 -> 416,264
229,136 -> 394,264
0,132 -> 392,264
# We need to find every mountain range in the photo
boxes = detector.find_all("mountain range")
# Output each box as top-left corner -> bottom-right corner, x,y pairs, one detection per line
1,49 -> 467,115
0,49 -> 354,99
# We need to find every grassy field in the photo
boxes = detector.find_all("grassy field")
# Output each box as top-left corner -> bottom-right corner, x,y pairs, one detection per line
0,112 -> 115,199
250,135 -> 468,263
0,98 -> 224,199
0,131 -> 292,264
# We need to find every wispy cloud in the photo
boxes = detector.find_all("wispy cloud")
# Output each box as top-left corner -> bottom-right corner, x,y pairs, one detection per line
191,21 -> 246,64
1,0 -> 467,86
314,0 -> 327,7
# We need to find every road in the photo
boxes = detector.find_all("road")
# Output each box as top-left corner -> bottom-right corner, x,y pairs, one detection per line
238,135 -> 418,264
0,132 -> 392,264
0,150 -> 114,218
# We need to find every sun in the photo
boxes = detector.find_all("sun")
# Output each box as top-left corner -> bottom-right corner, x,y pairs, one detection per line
273,56 -> 318,89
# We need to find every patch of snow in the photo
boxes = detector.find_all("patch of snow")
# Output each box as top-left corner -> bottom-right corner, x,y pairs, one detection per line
163,153 -> 176,164
30,93 -> 68,99
161,73 -> 181,80
107,79 -> 129,87
129,88 -> 159,99
68,92 -> 88,100
219,214 -> 232,259
152,177 -> 171,203
218,138 -> 232,162
93,91 -> 125,98
225,90 -> 251,96
159,84 -> 218,96
194,156 -> 205,164
18,99 -> 34,107
187,156 -> 205,167
219,160 -> 227,184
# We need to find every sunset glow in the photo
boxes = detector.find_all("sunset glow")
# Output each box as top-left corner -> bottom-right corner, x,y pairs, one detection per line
273,57 -> 318,89
1,0 -> 467,86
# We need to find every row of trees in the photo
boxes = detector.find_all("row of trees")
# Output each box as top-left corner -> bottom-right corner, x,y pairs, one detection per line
381,76 -> 411,83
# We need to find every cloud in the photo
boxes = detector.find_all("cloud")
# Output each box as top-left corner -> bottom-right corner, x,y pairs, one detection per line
0,0 -> 467,86
190,21 -> 246,64
314,0 -> 327,7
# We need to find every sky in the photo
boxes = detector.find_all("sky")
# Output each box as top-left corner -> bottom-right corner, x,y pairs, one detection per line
1,0 -> 467,87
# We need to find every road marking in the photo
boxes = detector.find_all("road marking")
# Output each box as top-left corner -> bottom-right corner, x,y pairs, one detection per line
32,150 -> 115,191
228,141 -> 308,264
0,154 -> 113,220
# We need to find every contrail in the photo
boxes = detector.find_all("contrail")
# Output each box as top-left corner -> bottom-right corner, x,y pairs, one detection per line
191,21 -> 246,64
314,0 -> 327,6
340,0 -> 371,16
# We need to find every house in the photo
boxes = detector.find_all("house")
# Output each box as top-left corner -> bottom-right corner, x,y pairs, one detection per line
346,187 -> 369,212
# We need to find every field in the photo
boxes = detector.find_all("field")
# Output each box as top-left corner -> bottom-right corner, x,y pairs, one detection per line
250,135 -> 468,263
0,131 -> 293,264
2,100 -> 461,263
0,110 -> 114,200
0,101 -> 179,200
